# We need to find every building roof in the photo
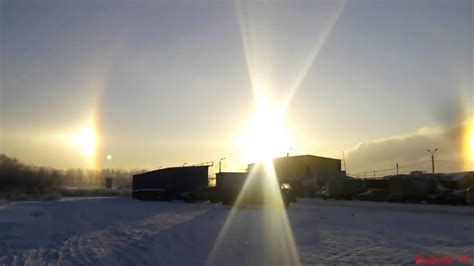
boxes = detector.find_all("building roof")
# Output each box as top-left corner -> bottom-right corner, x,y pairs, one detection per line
216,172 -> 247,175
248,154 -> 341,166
133,165 -> 210,177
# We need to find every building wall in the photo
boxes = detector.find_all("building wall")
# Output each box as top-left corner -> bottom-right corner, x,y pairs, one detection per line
248,155 -> 343,182
132,166 -> 209,197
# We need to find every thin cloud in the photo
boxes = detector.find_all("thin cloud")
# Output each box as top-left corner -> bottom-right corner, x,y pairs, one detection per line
346,121 -> 469,175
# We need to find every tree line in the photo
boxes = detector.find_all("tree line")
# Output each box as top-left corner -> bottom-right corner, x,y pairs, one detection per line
0,154 -> 146,193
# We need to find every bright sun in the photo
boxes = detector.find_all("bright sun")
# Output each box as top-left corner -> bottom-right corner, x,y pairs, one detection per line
73,126 -> 97,157
238,93 -> 294,163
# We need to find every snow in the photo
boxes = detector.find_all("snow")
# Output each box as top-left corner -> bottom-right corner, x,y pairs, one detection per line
0,197 -> 473,265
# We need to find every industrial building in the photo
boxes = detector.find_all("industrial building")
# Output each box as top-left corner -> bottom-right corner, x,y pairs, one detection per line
248,155 -> 344,183
132,165 -> 209,200
131,155 -> 343,200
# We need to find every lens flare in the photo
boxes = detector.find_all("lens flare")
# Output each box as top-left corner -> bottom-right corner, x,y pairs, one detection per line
216,2 -> 347,264
207,162 -> 300,266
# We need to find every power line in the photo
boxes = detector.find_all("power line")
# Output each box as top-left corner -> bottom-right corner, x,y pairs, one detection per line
349,159 -> 474,177
348,160 -> 430,177
397,160 -> 431,169
435,160 -> 474,166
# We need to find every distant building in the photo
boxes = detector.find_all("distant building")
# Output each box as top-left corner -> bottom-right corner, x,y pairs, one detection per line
105,177 -> 113,189
438,171 -> 474,190
248,155 -> 344,187
382,171 -> 474,190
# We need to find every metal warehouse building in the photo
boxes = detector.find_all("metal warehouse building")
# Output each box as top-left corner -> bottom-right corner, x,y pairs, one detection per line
132,166 -> 209,200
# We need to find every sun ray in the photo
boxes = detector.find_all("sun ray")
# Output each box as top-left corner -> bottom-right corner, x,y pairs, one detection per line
209,2 -> 348,264
283,1 -> 347,110
235,0 -> 347,112
206,162 -> 300,266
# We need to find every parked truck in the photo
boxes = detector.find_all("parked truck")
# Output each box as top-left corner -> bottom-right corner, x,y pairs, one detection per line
216,172 -> 292,208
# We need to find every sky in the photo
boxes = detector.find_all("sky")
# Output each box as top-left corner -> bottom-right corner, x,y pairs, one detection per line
1,0 -> 473,175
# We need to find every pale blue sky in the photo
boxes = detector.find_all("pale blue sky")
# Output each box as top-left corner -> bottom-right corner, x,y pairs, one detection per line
1,0 -> 472,173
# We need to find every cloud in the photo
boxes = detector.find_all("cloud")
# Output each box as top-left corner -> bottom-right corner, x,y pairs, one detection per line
346,121 -> 471,175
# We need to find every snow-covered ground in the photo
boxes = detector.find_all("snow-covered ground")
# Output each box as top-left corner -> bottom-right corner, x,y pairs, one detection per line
0,197 -> 473,265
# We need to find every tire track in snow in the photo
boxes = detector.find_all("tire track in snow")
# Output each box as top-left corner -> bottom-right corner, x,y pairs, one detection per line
4,208 -> 209,265
57,208 -> 209,265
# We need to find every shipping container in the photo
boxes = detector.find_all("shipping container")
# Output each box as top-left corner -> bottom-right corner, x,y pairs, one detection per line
388,174 -> 438,202
322,177 -> 366,199
216,172 -> 248,205
216,172 -> 290,208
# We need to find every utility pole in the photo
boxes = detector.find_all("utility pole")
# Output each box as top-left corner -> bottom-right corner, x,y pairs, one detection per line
219,157 -> 226,173
426,148 -> 438,174
396,163 -> 399,175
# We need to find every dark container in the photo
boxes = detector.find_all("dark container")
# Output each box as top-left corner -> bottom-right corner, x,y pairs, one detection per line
389,174 -> 438,202
216,172 -> 248,205
216,171 -> 291,208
